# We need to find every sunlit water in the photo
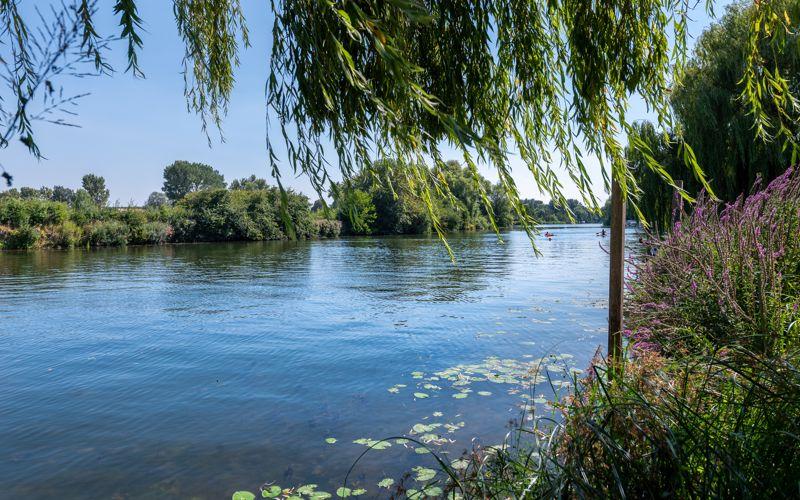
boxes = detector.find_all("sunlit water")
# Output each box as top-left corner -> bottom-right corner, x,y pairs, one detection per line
0,226 -> 630,498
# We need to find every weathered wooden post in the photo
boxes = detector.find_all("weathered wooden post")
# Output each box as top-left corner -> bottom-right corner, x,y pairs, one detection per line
608,175 -> 625,369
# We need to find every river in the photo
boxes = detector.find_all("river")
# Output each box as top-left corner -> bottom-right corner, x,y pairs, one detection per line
0,225 -> 622,498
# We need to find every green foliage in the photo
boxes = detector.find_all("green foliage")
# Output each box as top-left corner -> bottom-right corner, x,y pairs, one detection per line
630,1 -> 800,227
45,221 -> 82,248
313,219 -> 342,239
81,174 -> 110,207
162,160 -> 226,201
337,159 -> 601,235
84,220 -> 129,247
338,189 -> 376,235
230,175 -> 269,191
176,187 -> 314,242
52,186 -> 77,204
1,226 -> 40,249
0,198 -> 69,227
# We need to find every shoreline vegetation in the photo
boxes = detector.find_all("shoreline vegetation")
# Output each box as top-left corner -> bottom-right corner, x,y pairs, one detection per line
0,160 -> 606,251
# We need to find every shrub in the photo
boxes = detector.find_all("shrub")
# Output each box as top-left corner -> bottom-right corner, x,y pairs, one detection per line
0,197 -> 30,227
45,221 -> 82,248
83,220 -> 129,247
313,218 -> 342,238
139,221 -> 172,245
1,225 -> 41,249
627,167 -> 800,356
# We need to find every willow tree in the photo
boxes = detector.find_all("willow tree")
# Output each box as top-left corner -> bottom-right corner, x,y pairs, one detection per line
2,0 -> 797,237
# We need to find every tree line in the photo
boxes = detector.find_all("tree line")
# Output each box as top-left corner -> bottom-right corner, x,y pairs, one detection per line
0,159 -> 606,249
334,159 -> 605,236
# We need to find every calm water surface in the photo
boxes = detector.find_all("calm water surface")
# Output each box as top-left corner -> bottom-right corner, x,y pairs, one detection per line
1,226 -> 623,498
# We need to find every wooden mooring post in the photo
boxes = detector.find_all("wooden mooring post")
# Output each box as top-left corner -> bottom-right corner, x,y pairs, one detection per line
608,175 -> 625,370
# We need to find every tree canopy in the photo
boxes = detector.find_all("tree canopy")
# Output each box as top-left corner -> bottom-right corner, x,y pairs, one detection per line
628,0 -> 800,228
0,0 -> 796,242
162,160 -> 226,201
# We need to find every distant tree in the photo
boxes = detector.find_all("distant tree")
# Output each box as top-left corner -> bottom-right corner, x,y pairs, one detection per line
81,174 -> 109,206
51,186 -> 76,205
230,175 -> 269,191
162,161 -> 226,201
19,187 -> 39,199
145,191 -> 169,208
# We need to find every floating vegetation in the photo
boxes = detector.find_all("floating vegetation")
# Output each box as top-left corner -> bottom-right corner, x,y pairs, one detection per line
414,447 -> 431,454
432,411 -> 443,417
325,438 -> 337,444
412,423 -> 441,433
261,485 -> 282,498
450,459 -> 469,470
413,466 -> 437,482
413,392 -> 429,399
377,478 -> 394,489
477,391 -> 492,396
353,438 -> 391,450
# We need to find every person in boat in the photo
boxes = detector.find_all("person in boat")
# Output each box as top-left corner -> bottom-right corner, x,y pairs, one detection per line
596,229 -> 606,237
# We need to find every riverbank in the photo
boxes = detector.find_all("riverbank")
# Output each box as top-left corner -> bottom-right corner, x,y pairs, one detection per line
445,169 -> 800,498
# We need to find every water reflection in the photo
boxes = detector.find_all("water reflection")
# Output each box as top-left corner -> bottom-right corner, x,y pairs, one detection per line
0,227 -> 624,498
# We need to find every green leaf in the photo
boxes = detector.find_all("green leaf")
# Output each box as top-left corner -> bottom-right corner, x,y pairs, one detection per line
336,487 -> 351,498
261,486 -> 282,498
378,478 -> 395,489
233,492 -> 256,500
325,437 -> 337,444
413,392 -> 429,399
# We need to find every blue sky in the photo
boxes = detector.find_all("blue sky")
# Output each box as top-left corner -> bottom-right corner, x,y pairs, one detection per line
2,1 -> 729,205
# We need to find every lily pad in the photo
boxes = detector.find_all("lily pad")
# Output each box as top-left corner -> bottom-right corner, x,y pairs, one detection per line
477,391 -> 492,396
233,492 -> 255,500
297,485 -> 318,495
432,411 -> 443,417
336,488 -> 351,498
378,478 -> 395,489
451,459 -> 469,470
413,466 -> 437,482
452,393 -> 468,399
325,437 -> 337,444
351,489 -> 366,496
413,392 -> 429,399
414,447 -> 431,454
395,438 -> 409,444
310,493 -> 331,500
261,486 -> 282,498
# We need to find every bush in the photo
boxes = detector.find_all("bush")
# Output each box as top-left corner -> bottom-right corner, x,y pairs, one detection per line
1,226 -> 41,249
45,221 -> 82,248
83,220 -> 129,247
313,218 -> 342,238
0,197 -> 30,227
138,221 -> 172,245
627,167 -> 800,356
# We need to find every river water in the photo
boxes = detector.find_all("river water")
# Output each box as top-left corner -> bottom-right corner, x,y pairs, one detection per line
0,226 -> 622,498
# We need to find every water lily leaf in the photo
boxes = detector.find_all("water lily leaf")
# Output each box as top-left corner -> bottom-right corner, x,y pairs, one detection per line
262,486 -> 282,498
297,485 -> 318,495
287,496 -> 303,500
396,384 -> 407,388
371,440 -> 391,450
378,478 -> 395,489
413,466 -> 437,481
387,387 -> 400,393
233,492 -> 255,500
413,392 -> 429,399
395,438 -> 409,444
411,371 -> 424,379
477,391 -> 492,396
310,492 -> 331,499
412,423 -> 441,433
451,459 -> 469,470
325,437 -> 337,444
351,489 -> 366,496
336,488 -> 351,498
406,489 -> 420,498
533,397 -> 547,404
422,486 -> 443,496
432,411 -> 443,417
414,447 -> 431,454
422,383 -> 440,390
452,393 -> 468,399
